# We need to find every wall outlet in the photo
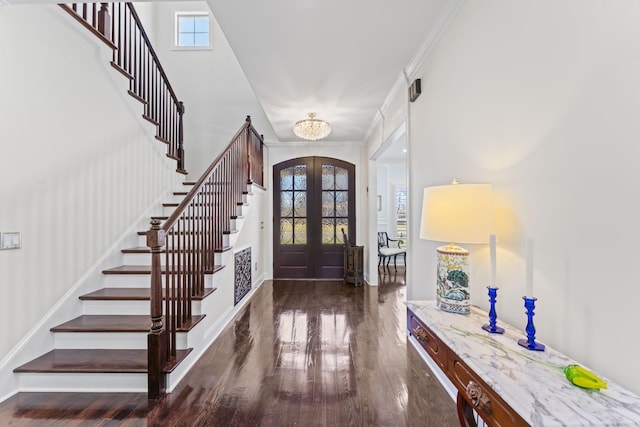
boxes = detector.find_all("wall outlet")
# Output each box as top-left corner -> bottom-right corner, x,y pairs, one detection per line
255,262 -> 258,271
1,232 -> 21,250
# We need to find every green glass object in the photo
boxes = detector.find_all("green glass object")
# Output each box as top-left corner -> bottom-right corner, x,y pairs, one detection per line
563,365 -> 607,390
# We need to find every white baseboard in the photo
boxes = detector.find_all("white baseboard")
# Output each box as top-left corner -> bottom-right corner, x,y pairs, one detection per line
408,334 -> 457,401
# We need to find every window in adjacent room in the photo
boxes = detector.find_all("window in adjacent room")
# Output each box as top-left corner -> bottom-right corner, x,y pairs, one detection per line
396,187 -> 407,246
175,13 -> 210,48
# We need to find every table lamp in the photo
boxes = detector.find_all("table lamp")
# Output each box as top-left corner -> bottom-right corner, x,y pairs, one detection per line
419,180 -> 495,314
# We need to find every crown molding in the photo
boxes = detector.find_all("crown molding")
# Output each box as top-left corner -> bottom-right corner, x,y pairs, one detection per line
267,140 -> 365,148
363,108 -> 384,145
364,0 -> 464,146
405,0 -> 465,81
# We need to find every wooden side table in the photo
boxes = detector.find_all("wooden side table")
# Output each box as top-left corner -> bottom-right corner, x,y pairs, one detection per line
407,301 -> 640,426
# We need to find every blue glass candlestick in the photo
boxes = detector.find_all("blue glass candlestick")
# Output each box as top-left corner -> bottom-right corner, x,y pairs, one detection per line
518,297 -> 545,351
481,286 -> 504,334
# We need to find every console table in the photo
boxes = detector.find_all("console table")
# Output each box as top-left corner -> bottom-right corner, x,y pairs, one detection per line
407,301 -> 640,426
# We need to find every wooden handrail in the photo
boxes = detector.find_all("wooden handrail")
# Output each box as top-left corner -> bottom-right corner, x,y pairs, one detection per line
147,117 -> 264,399
60,2 -> 186,173
124,4 -> 180,106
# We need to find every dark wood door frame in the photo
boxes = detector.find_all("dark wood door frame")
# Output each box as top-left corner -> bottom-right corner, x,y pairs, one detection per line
273,157 -> 356,279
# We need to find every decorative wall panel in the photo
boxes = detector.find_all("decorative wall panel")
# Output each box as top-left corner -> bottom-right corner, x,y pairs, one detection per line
234,247 -> 252,305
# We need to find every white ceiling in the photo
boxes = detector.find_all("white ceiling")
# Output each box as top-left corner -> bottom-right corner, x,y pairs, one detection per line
207,0 -> 458,142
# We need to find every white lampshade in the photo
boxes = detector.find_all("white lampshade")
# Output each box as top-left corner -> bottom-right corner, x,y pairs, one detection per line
420,183 -> 495,244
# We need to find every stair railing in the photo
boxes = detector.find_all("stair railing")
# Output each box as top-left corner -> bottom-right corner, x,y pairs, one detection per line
146,117 -> 264,399
60,2 -> 186,173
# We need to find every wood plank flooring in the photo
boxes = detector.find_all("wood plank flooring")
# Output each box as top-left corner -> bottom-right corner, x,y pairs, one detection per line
0,269 -> 458,426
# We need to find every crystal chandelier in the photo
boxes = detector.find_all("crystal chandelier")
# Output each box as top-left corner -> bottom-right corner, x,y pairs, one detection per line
293,112 -> 331,141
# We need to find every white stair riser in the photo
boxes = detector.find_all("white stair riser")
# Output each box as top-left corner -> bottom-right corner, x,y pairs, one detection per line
17,372 -> 147,393
54,331 -> 188,350
83,300 -> 150,315
103,274 -> 152,288
103,273 -> 216,288
125,251 -> 225,267
136,233 -> 228,247
81,299 -> 203,316
163,205 -> 178,216
161,205 -> 221,216
169,193 -> 188,202
123,253 -> 151,265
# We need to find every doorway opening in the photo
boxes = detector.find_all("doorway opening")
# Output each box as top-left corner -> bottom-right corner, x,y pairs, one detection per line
273,157 -> 356,279
374,125 -> 408,276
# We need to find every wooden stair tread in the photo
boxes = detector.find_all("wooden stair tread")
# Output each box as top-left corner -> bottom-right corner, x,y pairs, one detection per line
103,265 -> 224,274
51,314 -> 205,333
121,247 -> 151,254
210,265 -> 225,274
137,230 -> 218,236
142,114 -> 158,125
14,349 -> 191,374
80,287 -> 217,301
103,265 -> 153,274
150,215 -> 212,220
121,247 -> 208,254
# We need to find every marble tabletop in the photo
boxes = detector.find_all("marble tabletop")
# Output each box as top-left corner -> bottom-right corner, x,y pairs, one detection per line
407,300 -> 640,427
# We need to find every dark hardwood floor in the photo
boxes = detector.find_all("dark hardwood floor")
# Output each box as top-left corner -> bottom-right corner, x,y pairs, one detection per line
0,268 -> 458,426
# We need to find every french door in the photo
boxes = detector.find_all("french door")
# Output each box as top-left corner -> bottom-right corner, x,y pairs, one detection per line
273,157 -> 356,279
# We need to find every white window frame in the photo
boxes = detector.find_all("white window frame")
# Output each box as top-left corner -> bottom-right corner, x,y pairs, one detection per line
174,12 -> 212,50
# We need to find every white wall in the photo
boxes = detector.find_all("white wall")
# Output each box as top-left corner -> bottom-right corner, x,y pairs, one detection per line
138,1 -> 278,178
0,5 -> 177,362
233,187 -> 269,284
407,0 -> 640,394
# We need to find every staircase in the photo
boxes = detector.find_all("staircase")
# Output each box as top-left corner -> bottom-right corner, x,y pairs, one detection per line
9,2 -> 266,399
13,173 -> 258,394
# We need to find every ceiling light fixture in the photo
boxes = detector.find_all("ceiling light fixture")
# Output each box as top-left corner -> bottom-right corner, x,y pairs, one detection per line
293,112 -> 331,141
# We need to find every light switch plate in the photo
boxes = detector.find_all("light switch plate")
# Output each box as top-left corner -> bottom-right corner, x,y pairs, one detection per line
1,232 -> 21,250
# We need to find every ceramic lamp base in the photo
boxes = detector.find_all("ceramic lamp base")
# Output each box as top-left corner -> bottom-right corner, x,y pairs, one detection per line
435,243 -> 470,315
